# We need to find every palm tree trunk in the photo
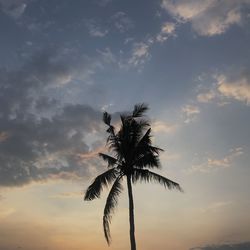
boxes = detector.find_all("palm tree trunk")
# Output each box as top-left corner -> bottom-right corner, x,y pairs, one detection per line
127,175 -> 136,250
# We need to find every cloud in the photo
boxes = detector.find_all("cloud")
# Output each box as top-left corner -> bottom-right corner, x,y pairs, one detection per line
161,151 -> 180,161
0,131 -> 10,142
162,0 -> 212,20
196,70 -> 250,106
190,147 -> 243,173
0,49 -> 106,187
97,48 -> 116,64
152,120 -> 177,134
126,20 -> 177,68
128,41 -> 152,67
0,194 -> 5,201
161,0 -> 250,36
156,22 -> 176,42
0,0 -> 28,19
111,12 -> 134,33
201,201 -> 232,213
182,104 -> 200,123
49,191 -> 82,199
191,241 -> 250,250
85,19 -> 109,37
0,47 -> 100,115
217,74 -> 250,105
121,20 -> 176,69
77,145 -> 106,160
0,103 -> 103,187
0,208 -> 15,219
197,90 -> 216,103
85,12 -> 133,39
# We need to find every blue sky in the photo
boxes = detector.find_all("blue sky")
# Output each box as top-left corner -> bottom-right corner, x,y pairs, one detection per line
0,1 -> 250,249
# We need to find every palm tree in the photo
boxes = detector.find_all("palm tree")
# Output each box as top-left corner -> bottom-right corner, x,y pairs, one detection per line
84,103 -> 182,250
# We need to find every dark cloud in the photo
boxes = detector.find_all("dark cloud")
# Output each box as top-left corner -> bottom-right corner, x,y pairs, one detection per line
191,242 -> 250,250
0,49 -> 104,187
0,103 -> 103,186
0,48 -> 74,117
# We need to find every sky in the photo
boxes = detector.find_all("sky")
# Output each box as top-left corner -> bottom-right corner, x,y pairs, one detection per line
0,0 -> 250,249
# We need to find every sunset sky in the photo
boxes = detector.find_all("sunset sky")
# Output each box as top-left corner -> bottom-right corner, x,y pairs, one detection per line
0,0 -> 250,249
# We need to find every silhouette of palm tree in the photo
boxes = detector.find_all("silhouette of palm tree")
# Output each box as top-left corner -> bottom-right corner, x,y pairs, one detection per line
84,103 -> 182,250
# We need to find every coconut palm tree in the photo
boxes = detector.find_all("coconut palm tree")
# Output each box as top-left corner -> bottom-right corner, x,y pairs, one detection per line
84,103 -> 182,250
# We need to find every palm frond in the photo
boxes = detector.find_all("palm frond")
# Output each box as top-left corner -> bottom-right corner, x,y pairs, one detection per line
134,152 -> 161,169
117,116 -> 151,162
134,129 -> 163,154
104,125 -> 120,155
132,168 -> 183,191
99,153 -> 118,168
131,127 -> 163,166
130,119 -> 149,144
84,168 -> 118,200
103,176 -> 123,244
135,128 -> 152,150
136,118 -> 150,130
149,146 -> 164,154
106,124 -> 115,134
132,103 -> 148,118
102,111 -> 118,148
103,112 -> 111,126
